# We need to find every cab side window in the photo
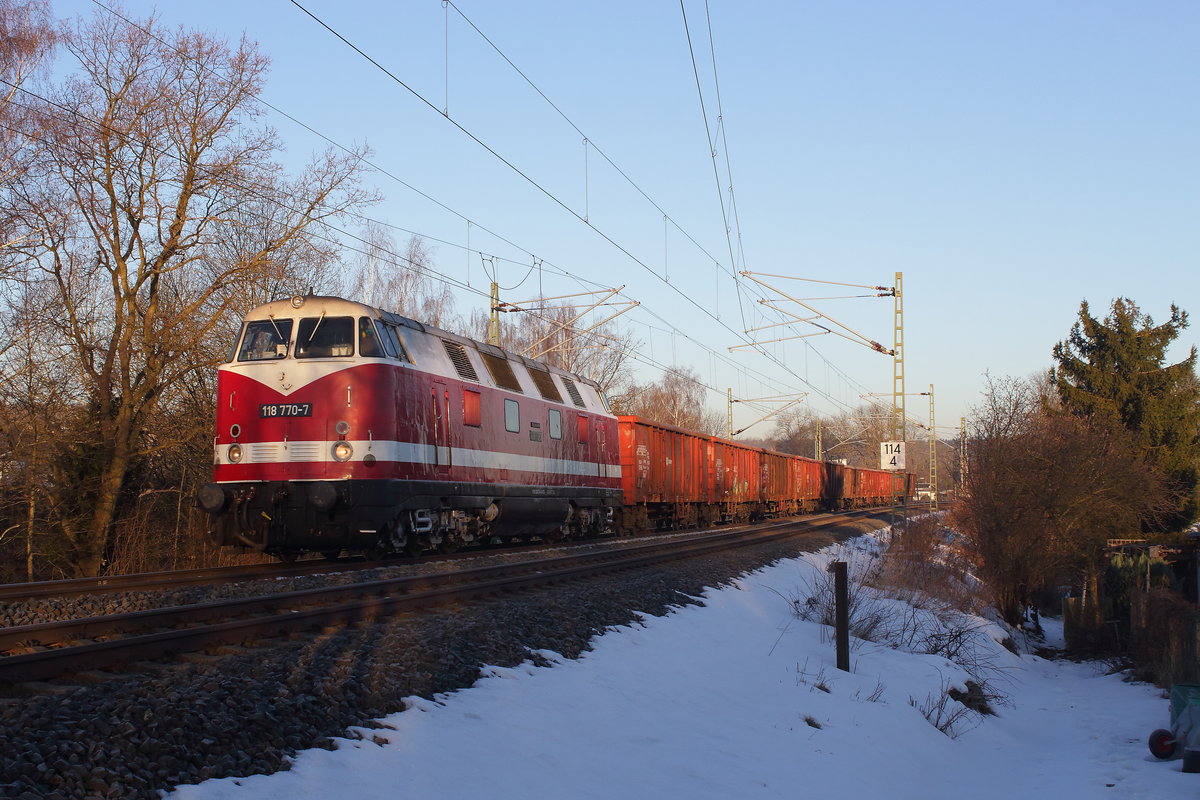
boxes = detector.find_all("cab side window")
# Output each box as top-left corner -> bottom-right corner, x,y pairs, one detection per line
380,322 -> 413,362
372,319 -> 398,358
358,317 -> 383,357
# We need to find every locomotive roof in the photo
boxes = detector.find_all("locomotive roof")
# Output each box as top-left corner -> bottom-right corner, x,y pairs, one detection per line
245,294 -> 606,391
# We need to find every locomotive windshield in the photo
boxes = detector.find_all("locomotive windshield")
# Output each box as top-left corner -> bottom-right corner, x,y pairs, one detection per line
237,319 -> 293,361
295,315 -> 354,358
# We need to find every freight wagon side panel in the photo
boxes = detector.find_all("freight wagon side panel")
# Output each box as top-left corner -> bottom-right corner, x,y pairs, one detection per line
762,451 -> 789,508
793,457 -> 820,509
618,418 -> 644,504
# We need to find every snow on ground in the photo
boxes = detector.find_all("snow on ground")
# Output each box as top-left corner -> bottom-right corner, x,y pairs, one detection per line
170,534 -> 1195,800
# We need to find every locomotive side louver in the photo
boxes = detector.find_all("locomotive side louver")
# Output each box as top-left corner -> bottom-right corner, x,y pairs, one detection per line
560,376 -> 586,408
481,352 -> 523,393
528,365 -> 563,403
442,340 -> 479,382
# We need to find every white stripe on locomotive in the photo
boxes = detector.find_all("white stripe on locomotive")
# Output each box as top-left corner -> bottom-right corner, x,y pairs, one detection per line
215,439 -> 622,480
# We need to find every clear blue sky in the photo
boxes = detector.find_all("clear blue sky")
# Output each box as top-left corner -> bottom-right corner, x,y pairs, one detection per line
54,1 -> 1200,438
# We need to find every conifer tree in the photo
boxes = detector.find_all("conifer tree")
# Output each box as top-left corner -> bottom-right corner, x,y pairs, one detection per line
1050,298 -> 1200,530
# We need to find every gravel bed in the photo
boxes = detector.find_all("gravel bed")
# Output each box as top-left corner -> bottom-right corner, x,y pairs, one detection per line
0,520 -> 880,799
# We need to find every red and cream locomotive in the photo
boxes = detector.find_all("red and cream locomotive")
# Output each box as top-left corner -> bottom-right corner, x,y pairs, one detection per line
198,294 -> 622,558
198,295 -> 912,559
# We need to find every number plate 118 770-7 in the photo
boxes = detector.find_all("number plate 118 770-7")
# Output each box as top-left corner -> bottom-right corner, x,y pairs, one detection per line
259,403 -> 312,418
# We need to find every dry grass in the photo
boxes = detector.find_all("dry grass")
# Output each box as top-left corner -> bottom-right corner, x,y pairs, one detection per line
785,517 -> 1011,736
869,515 -> 988,616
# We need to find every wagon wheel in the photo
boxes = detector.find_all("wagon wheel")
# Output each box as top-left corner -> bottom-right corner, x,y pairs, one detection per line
1149,728 -> 1177,760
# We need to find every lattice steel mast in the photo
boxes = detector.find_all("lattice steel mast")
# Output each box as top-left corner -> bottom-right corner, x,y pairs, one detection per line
891,272 -> 907,527
927,383 -> 937,512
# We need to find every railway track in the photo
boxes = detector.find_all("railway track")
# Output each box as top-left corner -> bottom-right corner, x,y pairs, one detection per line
0,528 -> 681,603
0,560 -> 335,603
0,509 -> 894,687
0,504 -> 929,604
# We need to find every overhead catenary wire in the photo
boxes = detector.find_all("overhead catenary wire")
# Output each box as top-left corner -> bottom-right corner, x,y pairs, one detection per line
443,1 -> 746,289
439,0 -> 872,408
679,0 -> 749,332
0,92 -> 817,417
289,0 -> 887,417
0,104 -> 836,427
58,2 -> 895,424
285,1 -> 886,417
703,0 -> 747,275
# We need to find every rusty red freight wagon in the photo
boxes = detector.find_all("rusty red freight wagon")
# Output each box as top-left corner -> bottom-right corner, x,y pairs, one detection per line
616,416 -> 901,531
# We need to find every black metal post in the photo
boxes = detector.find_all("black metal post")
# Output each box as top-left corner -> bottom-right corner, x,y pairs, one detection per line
830,561 -> 850,672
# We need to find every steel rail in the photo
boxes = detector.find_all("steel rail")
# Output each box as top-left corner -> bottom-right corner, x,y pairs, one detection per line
0,536 -> 572,602
0,560 -> 359,602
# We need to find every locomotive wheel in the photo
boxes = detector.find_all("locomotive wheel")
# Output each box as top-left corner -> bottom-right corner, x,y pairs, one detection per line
375,519 -> 419,559
1149,728 -> 1177,759
363,544 -> 390,562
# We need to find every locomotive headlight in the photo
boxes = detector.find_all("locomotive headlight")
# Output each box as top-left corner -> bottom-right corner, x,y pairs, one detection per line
227,443 -> 244,463
332,441 -> 354,462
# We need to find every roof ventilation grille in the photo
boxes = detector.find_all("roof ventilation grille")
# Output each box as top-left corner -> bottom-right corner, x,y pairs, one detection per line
560,376 -> 586,408
442,340 -> 479,382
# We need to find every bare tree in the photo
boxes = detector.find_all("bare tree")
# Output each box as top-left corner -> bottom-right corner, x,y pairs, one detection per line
354,225 -> 457,329
953,374 -> 1167,622
0,279 -> 81,581
771,406 -> 818,457
0,0 -> 58,249
468,296 -> 640,397
815,406 -> 893,467
1,11 -> 374,575
617,366 -> 724,435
